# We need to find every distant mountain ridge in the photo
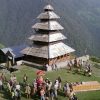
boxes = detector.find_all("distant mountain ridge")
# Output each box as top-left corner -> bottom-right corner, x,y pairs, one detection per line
0,0 -> 100,57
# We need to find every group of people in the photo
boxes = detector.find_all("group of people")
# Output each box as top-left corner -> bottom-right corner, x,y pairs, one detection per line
7,75 -> 21,100
45,63 -> 58,71
63,81 -> 78,100
67,58 -> 92,76
0,57 -> 93,100
0,73 -> 78,100
45,57 -> 92,77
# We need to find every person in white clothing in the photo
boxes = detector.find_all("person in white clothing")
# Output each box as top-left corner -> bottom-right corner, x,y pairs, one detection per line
16,83 -> 20,91
54,83 -> 58,98
0,79 -> 3,90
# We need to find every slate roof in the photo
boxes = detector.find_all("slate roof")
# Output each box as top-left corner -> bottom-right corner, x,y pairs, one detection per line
21,42 -> 75,59
29,32 -> 66,42
21,4 -> 75,59
37,11 -> 60,19
1,44 -> 27,58
32,21 -> 64,30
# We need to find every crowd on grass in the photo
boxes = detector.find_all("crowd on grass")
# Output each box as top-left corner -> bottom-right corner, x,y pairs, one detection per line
0,58 -> 92,100
0,73 -> 78,100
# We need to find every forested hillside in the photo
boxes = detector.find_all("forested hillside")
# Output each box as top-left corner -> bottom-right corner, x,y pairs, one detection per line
0,43 -> 4,49
0,0 -> 100,56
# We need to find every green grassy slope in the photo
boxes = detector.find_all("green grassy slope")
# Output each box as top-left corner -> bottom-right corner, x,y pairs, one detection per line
0,63 -> 100,100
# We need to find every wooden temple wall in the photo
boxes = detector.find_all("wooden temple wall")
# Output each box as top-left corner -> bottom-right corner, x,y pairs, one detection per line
24,55 -> 48,65
24,54 -> 71,66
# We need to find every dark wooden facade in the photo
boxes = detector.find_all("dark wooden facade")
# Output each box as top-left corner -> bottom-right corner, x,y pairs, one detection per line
0,50 -> 7,63
24,53 -> 71,66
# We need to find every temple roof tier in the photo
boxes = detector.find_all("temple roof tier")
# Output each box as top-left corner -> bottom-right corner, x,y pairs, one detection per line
37,11 -> 60,19
21,42 -> 75,59
32,21 -> 64,30
28,32 -> 66,42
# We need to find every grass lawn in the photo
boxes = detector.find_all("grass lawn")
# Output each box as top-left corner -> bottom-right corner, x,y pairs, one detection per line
0,64 -> 100,100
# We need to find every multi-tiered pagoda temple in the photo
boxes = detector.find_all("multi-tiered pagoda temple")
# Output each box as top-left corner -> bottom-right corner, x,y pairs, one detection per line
22,5 -> 75,66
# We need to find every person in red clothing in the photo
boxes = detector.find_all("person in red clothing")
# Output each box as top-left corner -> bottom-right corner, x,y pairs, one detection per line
36,76 -> 44,87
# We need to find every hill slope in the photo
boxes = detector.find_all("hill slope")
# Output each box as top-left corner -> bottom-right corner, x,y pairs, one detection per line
0,0 -> 100,56
0,43 -> 5,49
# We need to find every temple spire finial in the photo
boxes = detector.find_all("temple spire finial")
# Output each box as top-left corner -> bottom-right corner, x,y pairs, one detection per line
44,4 -> 54,11
43,0 -> 53,11
47,0 -> 51,4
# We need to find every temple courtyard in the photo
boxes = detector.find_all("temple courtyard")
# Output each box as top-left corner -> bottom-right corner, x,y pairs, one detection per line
0,61 -> 100,100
